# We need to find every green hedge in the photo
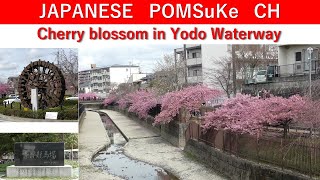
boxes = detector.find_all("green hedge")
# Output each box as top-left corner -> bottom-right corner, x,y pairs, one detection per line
0,102 -> 78,120
0,98 -> 6,104
63,100 -> 78,107
0,162 -> 13,173
2,108 -> 78,120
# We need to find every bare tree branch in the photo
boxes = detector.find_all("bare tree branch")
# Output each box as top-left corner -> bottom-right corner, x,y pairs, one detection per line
204,57 -> 233,98
151,54 -> 186,94
53,49 -> 78,95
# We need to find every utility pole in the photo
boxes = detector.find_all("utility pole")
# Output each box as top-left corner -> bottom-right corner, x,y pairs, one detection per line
232,45 -> 237,97
174,49 -> 178,90
307,47 -> 313,98
183,44 -> 188,84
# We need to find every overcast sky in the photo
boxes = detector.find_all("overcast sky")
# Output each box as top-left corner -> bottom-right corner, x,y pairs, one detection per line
79,44 -> 178,73
0,45 -> 179,82
0,48 -> 59,82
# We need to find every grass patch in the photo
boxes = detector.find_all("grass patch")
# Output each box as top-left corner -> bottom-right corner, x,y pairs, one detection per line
65,160 -> 79,168
0,162 -> 13,173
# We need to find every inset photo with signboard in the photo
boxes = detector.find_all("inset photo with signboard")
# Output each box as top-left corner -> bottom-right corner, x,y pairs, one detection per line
0,49 -> 78,132
0,133 -> 78,179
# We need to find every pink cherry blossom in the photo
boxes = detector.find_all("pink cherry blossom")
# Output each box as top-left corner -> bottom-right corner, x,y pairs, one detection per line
202,94 -> 309,135
0,83 -> 9,95
103,94 -> 117,106
154,85 -> 222,125
117,91 -> 136,109
127,90 -> 159,119
79,92 -> 98,100
297,98 -> 320,128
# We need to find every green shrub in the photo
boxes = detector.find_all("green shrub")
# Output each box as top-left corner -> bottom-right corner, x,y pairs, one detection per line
13,109 -> 22,116
22,110 -> 35,118
0,107 -> 78,120
62,109 -> 78,120
63,100 -> 78,107
3,108 -> 13,116
0,162 -> 13,173
0,98 -> 6,104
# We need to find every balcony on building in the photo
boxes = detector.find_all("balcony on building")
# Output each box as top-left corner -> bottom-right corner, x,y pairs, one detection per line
175,44 -> 202,67
186,56 -> 202,67
187,67 -> 203,84
187,75 -> 203,84
278,45 -> 320,77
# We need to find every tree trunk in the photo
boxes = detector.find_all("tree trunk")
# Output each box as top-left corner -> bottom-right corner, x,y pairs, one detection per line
283,124 -> 289,138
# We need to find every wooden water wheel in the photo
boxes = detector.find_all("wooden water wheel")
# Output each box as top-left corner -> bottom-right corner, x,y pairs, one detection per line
18,60 -> 66,109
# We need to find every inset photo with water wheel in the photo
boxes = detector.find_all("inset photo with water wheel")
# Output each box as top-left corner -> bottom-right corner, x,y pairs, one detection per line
0,49 -> 78,133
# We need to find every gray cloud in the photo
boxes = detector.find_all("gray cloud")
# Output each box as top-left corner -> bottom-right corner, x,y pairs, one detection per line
0,46 -> 180,83
79,44 -> 178,73
0,48 -> 60,82
0,63 -> 18,70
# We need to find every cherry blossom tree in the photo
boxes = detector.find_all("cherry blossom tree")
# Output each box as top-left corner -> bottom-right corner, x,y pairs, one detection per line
202,94 -> 262,135
103,94 -> 118,107
116,91 -> 136,109
154,85 -> 221,125
79,92 -> 98,101
262,95 -> 308,134
202,94 -> 308,137
127,90 -> 159,119
297,98 -> 320,130
0,83 -> 10,96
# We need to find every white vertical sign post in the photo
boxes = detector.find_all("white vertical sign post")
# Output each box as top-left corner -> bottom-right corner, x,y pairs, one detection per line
31,88 -> 38,111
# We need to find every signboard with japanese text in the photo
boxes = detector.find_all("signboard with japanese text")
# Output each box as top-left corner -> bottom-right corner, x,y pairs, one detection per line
14,142 -> 64,166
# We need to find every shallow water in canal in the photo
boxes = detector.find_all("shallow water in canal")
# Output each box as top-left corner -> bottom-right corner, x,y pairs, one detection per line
92,111 -> 179,180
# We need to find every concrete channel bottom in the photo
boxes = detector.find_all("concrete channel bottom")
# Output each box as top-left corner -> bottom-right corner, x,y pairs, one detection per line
6,165 -> 72,177
92,111 -> 179,180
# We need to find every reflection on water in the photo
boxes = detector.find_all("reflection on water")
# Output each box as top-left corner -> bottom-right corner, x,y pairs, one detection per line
92,112 -> 179,180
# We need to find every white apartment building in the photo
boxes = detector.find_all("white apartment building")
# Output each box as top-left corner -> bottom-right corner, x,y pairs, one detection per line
278,45 -> 320,76
110,65 -> 140,85
174,44 -> 230,86
127,73 -> 147,83
79,66 -> 110,94
90,67 -> 110,93
79,64 -> 140,94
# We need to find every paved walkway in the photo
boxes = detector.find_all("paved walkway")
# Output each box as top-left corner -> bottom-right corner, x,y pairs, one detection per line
100,110 -> 159,139
102,110 -> 227,180
79,111 -> 122,180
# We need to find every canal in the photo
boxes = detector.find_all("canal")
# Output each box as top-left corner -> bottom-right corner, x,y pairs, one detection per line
92,111 -> 179,180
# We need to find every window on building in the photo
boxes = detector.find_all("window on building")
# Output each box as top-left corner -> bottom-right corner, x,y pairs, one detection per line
295,52 -> 301,61
193,70 -> 202,76
191,52 -> 201,58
